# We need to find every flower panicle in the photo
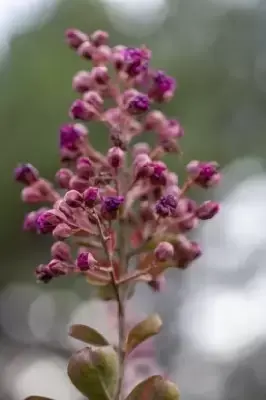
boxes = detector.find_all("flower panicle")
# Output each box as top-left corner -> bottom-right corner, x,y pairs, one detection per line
14,28 -> 221,287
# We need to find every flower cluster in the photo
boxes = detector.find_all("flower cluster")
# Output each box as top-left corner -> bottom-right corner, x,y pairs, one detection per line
14,28 -> 220,290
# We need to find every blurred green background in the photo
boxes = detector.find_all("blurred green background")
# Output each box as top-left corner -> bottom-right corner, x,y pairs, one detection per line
1,0 -> 266,399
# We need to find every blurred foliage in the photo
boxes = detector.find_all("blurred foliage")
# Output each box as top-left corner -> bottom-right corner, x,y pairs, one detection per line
1,0 -> 266,286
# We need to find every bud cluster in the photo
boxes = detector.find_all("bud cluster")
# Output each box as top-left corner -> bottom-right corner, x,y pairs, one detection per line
14,29 -> 221,287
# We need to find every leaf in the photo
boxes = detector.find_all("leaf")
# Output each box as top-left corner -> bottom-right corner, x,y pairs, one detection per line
126,314 -> 163,354
67,346 -> 118,400
126,375 -> 180,400
69,324 -> 109,346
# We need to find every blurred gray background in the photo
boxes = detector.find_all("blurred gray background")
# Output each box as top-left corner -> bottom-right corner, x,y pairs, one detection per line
1,0 -> 266,399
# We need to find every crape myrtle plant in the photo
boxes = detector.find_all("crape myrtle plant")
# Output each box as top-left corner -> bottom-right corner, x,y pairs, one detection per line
14,28 -> 221,400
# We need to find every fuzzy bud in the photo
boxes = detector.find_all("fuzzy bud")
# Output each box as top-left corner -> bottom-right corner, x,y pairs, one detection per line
91,66 -> 109,85
90,30 -> 109,47
187,161 -> 221,188
64,190 -> 84,208
36,210 -> 64,234
83,187 -> 100,208
127,93 -> 150,114
65,29 -> 88,49
83,90 -> 104,111
72,71 -> 92,93
59,123 -> 88,151
92,45 -> 112,64
107,147 -> 125,169
51,241 -> 72,261
14,163 -> 39,185
76,252 -> 97,271
55,168 -> 73,189
144,110 -> 166,131
21,186 -> 43,203
149,162 -> 168,186
101,196 -> 124,220
76,157 -> 94,179
77,40 -> 94,59
53,223 -> 72,239
196,201 -> 220,220
149,70 -> 176,102
69,176 -> 89,193
69,99 -> 98,121
155,242 -> 174,262
155,194 -> 178,217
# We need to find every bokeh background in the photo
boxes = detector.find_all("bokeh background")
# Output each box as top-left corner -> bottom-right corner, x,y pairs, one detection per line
1,0 -> 266,399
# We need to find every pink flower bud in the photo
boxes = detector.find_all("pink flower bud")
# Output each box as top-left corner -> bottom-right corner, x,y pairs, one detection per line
36,210 -> 64,234
55,168 -> 73,189
132,143 -> 151,158
196,201 -> 220,220
77,40 -> 94,59
187,161 -> 221,188
69,176 -> 89,193
107,147 -> 125,169
144,111 -> 166,131
160,119 -> 184,139
83,187 -> 100,208
90,30 -> 109,46
76,157 -> 94,179
154,242 -> 174,262
76,251 -> 97,271
72,71 -> 92,93
51,241 -> 72,261
14,163 -> 39,185
54,199 -> 72,219
65,29 -> 88,49
53,223 -> 72,239
92,45 -> 112,64
82,90 -> 104,111
69,99 -> 98,121
133,154 -> 152,179
21,186 -> 43,203
64,189 -> 84,208
90,66 -> 109,85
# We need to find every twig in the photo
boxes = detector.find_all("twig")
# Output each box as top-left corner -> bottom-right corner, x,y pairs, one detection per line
93,211 -> 126,400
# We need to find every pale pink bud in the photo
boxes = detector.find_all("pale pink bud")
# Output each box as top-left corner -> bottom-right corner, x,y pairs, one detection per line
72,71 -> 92,93
90,30 -> 109,47
51,241 -> 72,261
65,29 -> 88,49
77,40 -> 94,59
154,242 -> 174,262
92,45 -> 112,64
132,143 -> 151,158
144,110 -> 166,131
107,147 -> 125,169
196,201 -> 220,220
21,186 -> 43,203
90,66 -> 109,85
69,176 -> 89,193
55,168 -> 73,189
53,223 -> 72,239
82,90 -> 104,111
76,156 -> 94,179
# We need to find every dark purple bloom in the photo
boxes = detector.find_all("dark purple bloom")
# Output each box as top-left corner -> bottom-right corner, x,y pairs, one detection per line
149,70 -> 176,102
14,163 -> 39,185
59,123 -> 87,151
127,94 -> 150,114
155,194 -> 178,217
101,196 -> 124,219
123,47 -> 149,76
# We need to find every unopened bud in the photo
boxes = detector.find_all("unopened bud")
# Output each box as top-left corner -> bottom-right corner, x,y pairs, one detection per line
77,40 -> 94,59
107,147 -> 125,169
21,186 -> 43,203
64,190 -> 84,208
76,252 -> 97,271
83,187 -> 100,208
154,242 -> 174,262
51,241 -> 72,261
76,157 -> 94,179
196,201 -> 220,220
69,176 -> 89,193
83,91 -> 104,111
65,29 -> 88,49
90,66 -> 109,85
55,168 -> 73,189
36,210 -> 63,234
14,163 -> 39,185
53,223 -> 72,239
69,99 -> 98,121
72,71 -> 92,93
90,30 -> 109,47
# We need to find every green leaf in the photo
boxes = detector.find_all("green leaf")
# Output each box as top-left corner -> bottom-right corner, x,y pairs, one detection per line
126,314 -> 163,354
69,324 -> 109,346
25,397 -> 54,400
67,345 -> 118,400
126,375 -> 180,400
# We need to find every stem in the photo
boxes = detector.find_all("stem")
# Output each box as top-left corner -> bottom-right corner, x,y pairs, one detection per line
94,211 -> 126,400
